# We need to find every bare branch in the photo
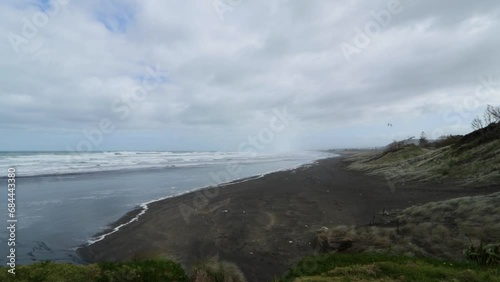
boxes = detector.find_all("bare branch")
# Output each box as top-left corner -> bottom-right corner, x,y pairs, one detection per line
471,116 -> 484,131
486,105 -> 500,123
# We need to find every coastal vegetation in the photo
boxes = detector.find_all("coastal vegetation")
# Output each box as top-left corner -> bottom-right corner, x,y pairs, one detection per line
311,192 -> 500,261
0,257 -> 252,282
348,105 -> 500,187
191,258 -> 246,282
0,259 -> 188,282
283,106 -> 500,281
279,253 -> 500,282
285,192 -> 500,281
4,252 -> 499,282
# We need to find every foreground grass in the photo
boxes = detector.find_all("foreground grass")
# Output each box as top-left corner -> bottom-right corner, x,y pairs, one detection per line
0,258 -> 248,282
0,259 -> 189,282
3,254 -> 498,282
279,253 -> 500,282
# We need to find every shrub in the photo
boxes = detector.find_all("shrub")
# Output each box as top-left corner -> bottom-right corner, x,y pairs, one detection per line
419,132 -> 429,147
433,135 -> 462,148
464,239 -> 500,266
0,259 -> 189,282
384,140 -> 406,154
191,258 -> 246,282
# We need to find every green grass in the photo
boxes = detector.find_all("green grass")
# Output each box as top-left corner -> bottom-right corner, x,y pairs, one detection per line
278,253 -> 500,282
0,259 -> 189,282
0,258 -> 247,282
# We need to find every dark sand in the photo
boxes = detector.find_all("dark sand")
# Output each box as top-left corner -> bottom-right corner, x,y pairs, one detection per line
77,157 -> 499,281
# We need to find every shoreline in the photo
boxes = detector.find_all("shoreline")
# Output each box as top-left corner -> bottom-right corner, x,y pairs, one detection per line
77,156 -> 499,281
79,158 -> 334,247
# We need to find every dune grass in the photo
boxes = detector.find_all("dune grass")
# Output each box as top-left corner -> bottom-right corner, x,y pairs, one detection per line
278,253 -> 500,282
347,138 -> 500,186
191,258 -> 247,282
289,192 -> 500,281
313,192 -> 500,263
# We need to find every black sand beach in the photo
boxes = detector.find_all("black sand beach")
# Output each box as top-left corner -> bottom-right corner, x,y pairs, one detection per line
77,156 -> 499,281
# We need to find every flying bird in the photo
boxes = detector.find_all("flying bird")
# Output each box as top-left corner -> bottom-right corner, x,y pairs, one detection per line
387,123 -> 393,127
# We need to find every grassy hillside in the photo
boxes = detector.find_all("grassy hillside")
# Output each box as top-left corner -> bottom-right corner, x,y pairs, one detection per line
281,192 -> 500,281
311,192 -> 500,262
347,123 -> 500,186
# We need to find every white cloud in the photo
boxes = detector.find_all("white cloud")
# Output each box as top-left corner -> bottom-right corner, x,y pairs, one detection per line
1,0 -> 500,150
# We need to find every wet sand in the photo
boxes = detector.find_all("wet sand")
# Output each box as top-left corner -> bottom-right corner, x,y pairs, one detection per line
77,156 -> 499,281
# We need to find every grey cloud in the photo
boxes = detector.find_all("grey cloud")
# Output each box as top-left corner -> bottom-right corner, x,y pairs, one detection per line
1,0 -> 499,150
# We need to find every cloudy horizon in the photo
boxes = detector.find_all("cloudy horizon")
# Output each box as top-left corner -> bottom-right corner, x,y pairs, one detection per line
1,0 -> 500,152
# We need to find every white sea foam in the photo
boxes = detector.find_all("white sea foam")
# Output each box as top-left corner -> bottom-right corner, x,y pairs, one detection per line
0,151 -> 326,177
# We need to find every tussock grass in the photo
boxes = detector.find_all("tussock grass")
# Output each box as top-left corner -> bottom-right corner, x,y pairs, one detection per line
314,192 -> 500,261
464,239 -> 500,266
347,139 -> 500,186
191,257 -> 247,282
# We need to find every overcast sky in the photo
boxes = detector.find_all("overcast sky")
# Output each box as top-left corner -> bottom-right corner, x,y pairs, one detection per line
1,0 -> 499,151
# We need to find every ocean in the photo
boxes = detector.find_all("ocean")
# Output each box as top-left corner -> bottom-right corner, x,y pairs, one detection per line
0,151 -> 334,265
